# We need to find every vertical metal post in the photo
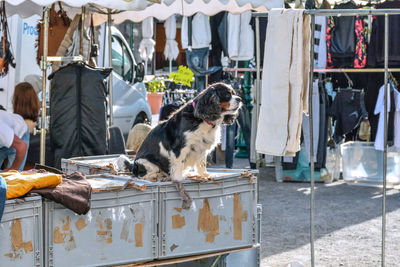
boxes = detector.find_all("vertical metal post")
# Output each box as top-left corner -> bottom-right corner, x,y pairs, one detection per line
250,16 -> 261,168
382,13 -> 389,267
107,10 -> 114,126
40,7 -> 49,165
309,13 -> 316,267
80,6 -> 85,56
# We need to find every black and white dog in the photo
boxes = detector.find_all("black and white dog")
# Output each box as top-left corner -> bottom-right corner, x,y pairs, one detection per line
132,82 -> 242,182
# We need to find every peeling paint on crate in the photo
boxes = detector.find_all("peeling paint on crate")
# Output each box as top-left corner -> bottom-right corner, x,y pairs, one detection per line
75,218 -> 87,231
233,194 -> 245,241
170,244 -> 179,252
62,216 -> 71,231
197,199 -> 219,243
172,214 -> 186,229
4,219 -> 33,259
53,227 -> 64,244
135,223 -> 144,247
96,216 -> 113,244
11,219 -> 33,253
174,207 -> 183,213
53,216 -> 77,251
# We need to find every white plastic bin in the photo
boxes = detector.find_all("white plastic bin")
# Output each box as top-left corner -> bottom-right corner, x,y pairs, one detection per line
61,154 -> 134,175
0,195 -> 43,267
44,175 -> 158,267
341,141 -> 400,186
158,169 -> 258,259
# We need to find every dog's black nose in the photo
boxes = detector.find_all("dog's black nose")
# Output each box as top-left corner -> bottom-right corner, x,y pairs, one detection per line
235,96 -> 242,103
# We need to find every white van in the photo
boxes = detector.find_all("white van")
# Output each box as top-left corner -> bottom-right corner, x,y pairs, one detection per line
0,15 -> 151,138
98,25 -> 152,137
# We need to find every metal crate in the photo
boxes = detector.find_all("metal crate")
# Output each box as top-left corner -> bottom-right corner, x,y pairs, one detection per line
61,154 -> 134,175
44,175 -> 158,267
0,195 -> 43,267
158,169 -> 258,259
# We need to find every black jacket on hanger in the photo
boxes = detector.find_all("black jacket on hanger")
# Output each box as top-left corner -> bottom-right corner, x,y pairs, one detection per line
367,0 -> 400,67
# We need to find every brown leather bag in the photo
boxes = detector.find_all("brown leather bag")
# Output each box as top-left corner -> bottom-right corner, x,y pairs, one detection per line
36,2 -> 71,65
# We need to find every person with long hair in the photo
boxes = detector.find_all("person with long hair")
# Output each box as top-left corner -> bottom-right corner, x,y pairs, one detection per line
0,82 -> 40,171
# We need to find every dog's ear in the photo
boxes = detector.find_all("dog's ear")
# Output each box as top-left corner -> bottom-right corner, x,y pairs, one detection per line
194,91 -> 222,121
223,114 -> 237,125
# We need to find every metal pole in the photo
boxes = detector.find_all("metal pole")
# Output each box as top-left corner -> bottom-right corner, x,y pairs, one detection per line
250,16 -> 261,168
80,6 -> 85,56
107,10 -> 114,126
382,13 -> 389,267
253,9 -> 400,17
309,13 -> 316,267
40,7 -> 49,165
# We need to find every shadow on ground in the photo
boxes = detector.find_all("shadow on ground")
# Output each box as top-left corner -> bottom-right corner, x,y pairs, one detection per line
258,166 -> 400,261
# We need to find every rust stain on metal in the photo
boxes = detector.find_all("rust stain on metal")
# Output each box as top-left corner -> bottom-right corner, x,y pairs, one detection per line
53,226 -> 64,244
135,223 -> 144,247
174,207 -> 183,213
224,232 -> 230,235
197,199 -> 219,243
170,244 -> 179,252
243,210 -> 248,222
172,214 -> 186,229
10,219 -> 33,254
97,230 -> 108,236
62,216 -> 71,231
75,218 -> 87,231
96,217 -> 112,244
105,218 -> 113,243
233,194 -> 243,240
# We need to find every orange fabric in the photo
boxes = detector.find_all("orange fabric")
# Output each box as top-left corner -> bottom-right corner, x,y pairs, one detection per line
0,170 -> 62,200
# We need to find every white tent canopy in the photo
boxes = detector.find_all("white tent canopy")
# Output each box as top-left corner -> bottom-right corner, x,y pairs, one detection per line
4,0 -> 282,23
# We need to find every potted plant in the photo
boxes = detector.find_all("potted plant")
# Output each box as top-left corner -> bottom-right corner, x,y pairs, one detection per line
147,77 -> 166,114
169,66 -> 194,89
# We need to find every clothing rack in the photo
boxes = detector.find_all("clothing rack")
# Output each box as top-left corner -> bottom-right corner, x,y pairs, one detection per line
314,68 -> 400,73
253,9 -> 400,267
223,67 -> 259,72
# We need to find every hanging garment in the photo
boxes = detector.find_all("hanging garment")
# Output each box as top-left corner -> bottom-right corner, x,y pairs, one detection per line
0,176 -> 6,222
316,81 -> 329,168
139,17 -> 156,61
367,1 -> 400,67
255,9 -> 311,156
181,14 -> 211,50
49,62 -> 112,169
31,172 -> 92,215
302,80 -> 320,163
0,171 -> 62,200
314,16 -> 327,69
209,12 -> 228,83
394,89 -> 400,149
328,89 -> 368,143
326,2 -> 367,68
250,16 -> 268,67
374,84 -> 392,151
227,11 -> 254,61
163,16 -> 179,62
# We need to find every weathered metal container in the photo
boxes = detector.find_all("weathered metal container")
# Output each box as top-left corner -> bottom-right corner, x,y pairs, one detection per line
44,174 -> 158,267
0,195 -> 43,267
158,169 -> 258,259
61,154 -> 134,175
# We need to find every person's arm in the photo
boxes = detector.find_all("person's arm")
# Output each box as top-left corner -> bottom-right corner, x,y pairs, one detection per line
4,135 -> 27,171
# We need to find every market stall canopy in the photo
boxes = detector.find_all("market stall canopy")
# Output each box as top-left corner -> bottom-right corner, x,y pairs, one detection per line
4,0 -> 282,23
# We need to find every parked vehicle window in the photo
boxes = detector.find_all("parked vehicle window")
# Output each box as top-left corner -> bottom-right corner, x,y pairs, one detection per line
111,36 -> 123,77
111,36 -> 133,83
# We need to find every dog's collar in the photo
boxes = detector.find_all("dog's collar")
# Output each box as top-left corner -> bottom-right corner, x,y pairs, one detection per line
192,101 -> 215,128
